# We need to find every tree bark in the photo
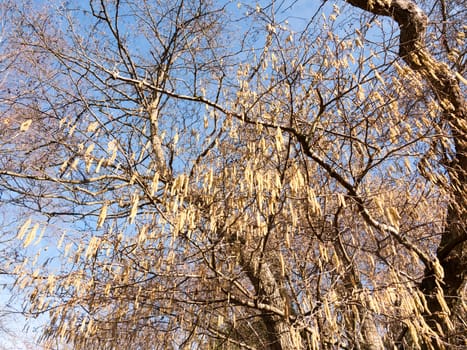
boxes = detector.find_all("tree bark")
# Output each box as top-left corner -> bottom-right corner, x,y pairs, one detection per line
240,251 -> 301,350
344,0 -> 467,348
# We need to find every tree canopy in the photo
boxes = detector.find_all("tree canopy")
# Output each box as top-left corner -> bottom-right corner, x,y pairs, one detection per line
0,0 -> 465,349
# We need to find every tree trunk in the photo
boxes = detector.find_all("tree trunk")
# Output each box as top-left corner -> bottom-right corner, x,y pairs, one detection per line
241,251 -> 302,349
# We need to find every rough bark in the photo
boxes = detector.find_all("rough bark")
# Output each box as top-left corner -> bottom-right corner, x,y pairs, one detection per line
240,251 -> 301,350
345,0 -> 467,348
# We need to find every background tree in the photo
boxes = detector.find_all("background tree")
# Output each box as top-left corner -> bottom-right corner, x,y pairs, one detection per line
0,0 -> 465,349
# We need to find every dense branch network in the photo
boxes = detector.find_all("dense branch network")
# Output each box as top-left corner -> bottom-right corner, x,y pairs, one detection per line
346,0 -> 466,346
1,1 -> 466,349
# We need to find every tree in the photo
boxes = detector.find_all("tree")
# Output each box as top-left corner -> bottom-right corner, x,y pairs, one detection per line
344,0 -> 466,348
0,0 -> 465,349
